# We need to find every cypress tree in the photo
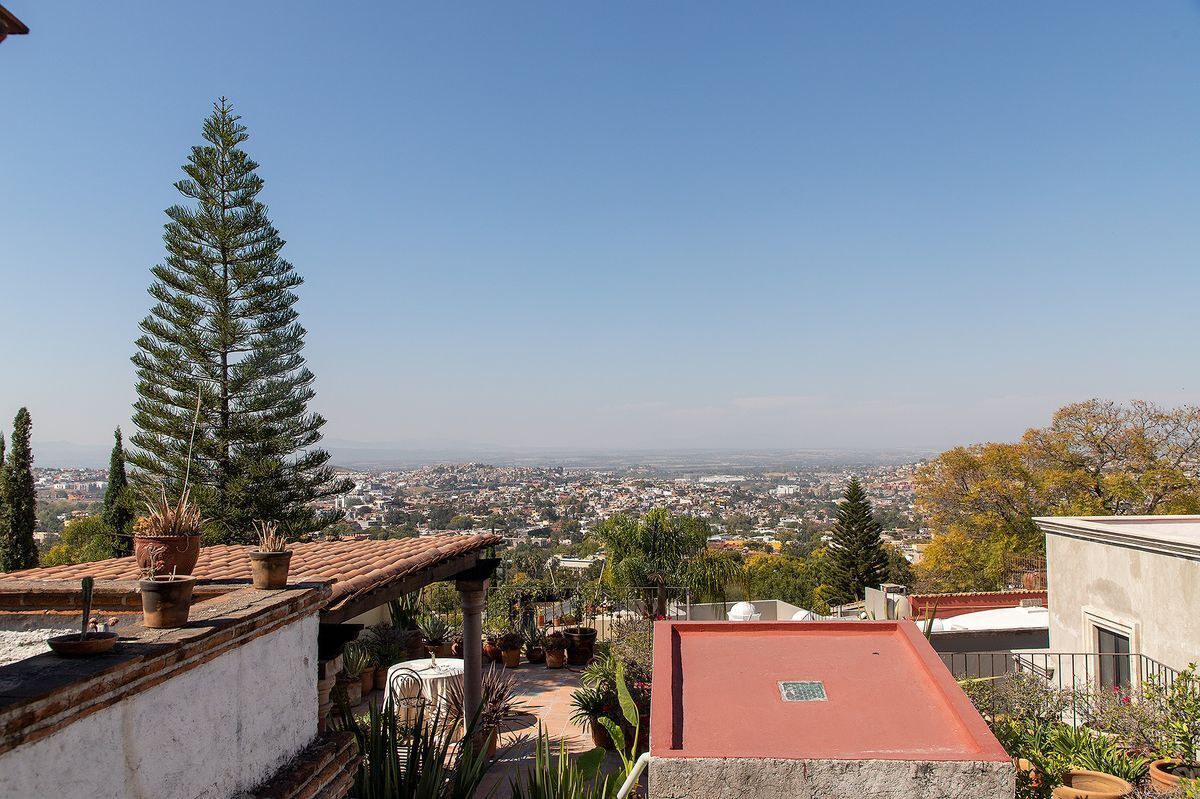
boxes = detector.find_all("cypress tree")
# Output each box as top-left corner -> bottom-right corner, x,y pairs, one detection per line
130,98 -> 350,543
103,427 -> 134,557
826,476 -> 889,605
2,408 -> 38,572
0,433 -> 7,549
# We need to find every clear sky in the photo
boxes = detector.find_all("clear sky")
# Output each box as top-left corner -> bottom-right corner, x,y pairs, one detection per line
3,2 -> 1200,458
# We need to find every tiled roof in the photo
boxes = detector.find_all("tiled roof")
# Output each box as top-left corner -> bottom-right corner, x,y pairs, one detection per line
0,534 -> 501,613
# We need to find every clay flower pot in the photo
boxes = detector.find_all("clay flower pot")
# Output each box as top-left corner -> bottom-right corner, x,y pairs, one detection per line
527,646 -> 546,664
564,626 -> 597,666
359,668 -> 374,695
1051,769 -> 1132,799
248,550 -> 292,589
134,534 -> 200,577
47,631 -> 119,657
139,575 -> 197,629
339,676 -> 362,707
501,648 -> 521,668
483,640 -> 501,663
545,648 -> 567,669
1148,759 -> 1199,794
374,665 -> 388,687
589,719 -> 614,750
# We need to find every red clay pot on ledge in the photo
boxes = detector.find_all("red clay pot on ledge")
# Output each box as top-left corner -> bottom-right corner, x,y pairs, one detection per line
248,550 -> 292,589
134,534 -> 201,577
139,575 -> 197,628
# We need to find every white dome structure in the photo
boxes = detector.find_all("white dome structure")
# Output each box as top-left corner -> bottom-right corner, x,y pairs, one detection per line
727,601 -> 761,621
790,608 -> 817,621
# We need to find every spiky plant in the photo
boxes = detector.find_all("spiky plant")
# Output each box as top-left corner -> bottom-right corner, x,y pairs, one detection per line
141,485 -> 203,537
253,519 -> 288,552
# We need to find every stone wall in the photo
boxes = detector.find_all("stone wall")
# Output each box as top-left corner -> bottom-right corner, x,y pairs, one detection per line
0,584 -> 329,799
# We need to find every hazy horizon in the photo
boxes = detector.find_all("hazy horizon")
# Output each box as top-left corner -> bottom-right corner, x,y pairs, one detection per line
4,3 -> 1200,458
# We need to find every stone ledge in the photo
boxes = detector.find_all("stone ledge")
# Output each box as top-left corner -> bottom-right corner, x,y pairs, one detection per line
0,578 -> 239,611
245,729 -> 360,799
0,582 -> 331,756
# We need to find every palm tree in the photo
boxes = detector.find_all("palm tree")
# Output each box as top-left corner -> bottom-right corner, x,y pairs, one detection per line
597,508 -> 740,616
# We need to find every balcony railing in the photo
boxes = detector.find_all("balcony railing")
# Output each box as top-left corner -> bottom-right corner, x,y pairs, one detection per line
939,650 -> 1180,725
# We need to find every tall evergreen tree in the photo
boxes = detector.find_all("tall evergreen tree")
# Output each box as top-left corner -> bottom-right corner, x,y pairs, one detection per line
130,99 -> 350,543
0,433 -> 7,551
826,476 -> 889,605
2,409 -> 38,572
103,427 -> 134,557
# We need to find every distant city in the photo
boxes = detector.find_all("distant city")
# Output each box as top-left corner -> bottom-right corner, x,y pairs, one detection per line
30,456 -> 930,567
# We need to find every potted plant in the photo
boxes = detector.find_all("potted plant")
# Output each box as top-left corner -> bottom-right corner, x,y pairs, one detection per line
1146,664 -> 1200,793
340,650 -> 366,706
544,631 -> 567,669
134,485 -> 203,577
1053,769 -> 1132,799
499,632 -> 523,668
523,621 -> 546,664
344,642 -> 376,695
483,632 -> 502,664
248,519 -> 292,589
417,613 -> 454,658
446,666 -> 526,757
47,577 -> 119,657
563,624 -> 597,666
569,684 -> 616,750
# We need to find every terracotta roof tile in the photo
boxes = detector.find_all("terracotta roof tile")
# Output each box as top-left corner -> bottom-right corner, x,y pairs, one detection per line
0,534 -> 502,612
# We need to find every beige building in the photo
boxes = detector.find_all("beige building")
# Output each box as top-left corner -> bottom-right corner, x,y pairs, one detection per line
1035,515 -> 1200,683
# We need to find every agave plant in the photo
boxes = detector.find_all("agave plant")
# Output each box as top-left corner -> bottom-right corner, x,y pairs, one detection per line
342,641 -> 374,679
389,591 -> 422,631
344,699 -> 494,799
445,665 -> 526,738
510,725 -> 616,799
417,613 -> 453,646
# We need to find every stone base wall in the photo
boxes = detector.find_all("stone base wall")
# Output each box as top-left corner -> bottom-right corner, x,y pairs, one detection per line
649,756 -> 1015,799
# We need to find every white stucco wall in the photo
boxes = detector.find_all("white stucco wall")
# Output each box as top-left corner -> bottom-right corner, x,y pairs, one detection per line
1047,533 -> 1200,672
0,614 -> 318,799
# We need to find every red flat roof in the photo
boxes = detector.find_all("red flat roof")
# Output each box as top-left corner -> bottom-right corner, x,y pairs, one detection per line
650,620 -> 1008,762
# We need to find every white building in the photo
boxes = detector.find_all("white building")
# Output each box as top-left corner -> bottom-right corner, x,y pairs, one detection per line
1035,515 -> 1200,682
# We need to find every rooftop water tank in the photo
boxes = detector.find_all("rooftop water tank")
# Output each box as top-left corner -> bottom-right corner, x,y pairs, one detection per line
727,601 -> 761,621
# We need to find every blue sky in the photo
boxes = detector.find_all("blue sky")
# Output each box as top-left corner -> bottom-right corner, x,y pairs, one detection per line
2,2 -> 1200,457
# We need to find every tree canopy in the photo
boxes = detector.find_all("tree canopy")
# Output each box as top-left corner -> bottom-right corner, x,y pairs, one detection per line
915,399 -> 1200,591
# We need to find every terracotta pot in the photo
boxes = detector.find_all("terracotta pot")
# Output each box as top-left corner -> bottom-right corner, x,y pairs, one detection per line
527,646 -> 546,664
341,676 -> 362,707
139,576 -> 196,628
431,643 -> 454,658
564,626 -> 597,666
360,668 -> 374,695
1052,769 -> 1132,799
1148,759 -> 1194,794
249,550 -> 292,589
488,730 -> 499,758
545,649 -> 566,669
590,719 -> 614,750
374,665 -> 388,687
134,534 -> 201,577
47,631 -> 119,657
483,641 -> 502,662
501,648 -> 521,668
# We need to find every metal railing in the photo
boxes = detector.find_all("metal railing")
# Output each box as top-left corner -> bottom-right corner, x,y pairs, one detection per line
940,650 -> 1180,725
484,585 -> 692,643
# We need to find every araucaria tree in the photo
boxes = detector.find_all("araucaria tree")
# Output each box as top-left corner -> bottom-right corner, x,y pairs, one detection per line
103,428 -> 134,557
131,99 -> 350,543
2,408 -> 38,572
826,477 -> 889,605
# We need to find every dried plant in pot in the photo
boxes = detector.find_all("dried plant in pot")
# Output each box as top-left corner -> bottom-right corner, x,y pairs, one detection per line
139,566 -> 197,629
47,577 -> 120,657
134,486 -> 203,577
248,520 -> 292,589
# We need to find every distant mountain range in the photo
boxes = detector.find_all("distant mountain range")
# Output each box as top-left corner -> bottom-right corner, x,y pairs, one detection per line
31,437 -> 933,472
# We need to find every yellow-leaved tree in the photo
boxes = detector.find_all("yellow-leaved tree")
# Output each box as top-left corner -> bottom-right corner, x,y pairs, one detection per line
915,400 -> 1200,592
